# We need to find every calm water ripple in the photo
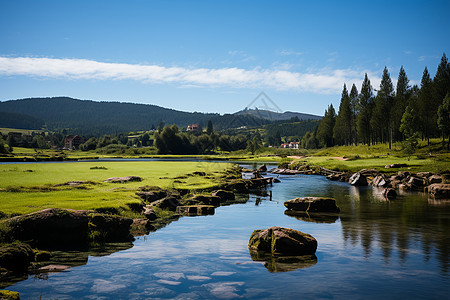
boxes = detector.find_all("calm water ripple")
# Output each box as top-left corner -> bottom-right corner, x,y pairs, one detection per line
7,174 -> 450,299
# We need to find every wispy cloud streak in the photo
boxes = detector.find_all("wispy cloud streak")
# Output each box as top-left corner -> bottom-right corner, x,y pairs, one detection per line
0,56 -> 374,94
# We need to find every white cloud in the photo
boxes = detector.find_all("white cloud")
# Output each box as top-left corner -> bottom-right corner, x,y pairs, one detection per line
0,56 -> 378,94
279,49 -> 303,56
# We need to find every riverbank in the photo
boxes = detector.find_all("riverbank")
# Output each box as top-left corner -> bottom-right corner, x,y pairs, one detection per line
0,160 -> 280,290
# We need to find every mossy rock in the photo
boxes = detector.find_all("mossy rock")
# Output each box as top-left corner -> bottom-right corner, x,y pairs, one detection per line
0,290 -> 20,300
6,208 -> 89,248
248,226 -> 317,256
0,243 -> 34,272
88,213 -> 133,243
34,250 -> 51,262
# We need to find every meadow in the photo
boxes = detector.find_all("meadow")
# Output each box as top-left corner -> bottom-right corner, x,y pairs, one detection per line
0,161 -> 230,215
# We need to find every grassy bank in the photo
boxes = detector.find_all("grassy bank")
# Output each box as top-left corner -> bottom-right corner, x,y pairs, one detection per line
289,139 -> 449,173
0,161 -> 231,216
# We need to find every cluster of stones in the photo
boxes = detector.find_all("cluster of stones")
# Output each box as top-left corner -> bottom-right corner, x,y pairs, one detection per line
325,169 -> 449,200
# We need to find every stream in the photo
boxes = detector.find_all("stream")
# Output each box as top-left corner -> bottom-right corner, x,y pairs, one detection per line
4,163 -> 450,299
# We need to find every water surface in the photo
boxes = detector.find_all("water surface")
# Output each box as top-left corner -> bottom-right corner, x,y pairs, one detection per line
7,174 -> 450,299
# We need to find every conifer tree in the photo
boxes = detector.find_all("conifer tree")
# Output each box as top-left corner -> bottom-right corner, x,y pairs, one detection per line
357,74 -> 374,145
417,67 -> 434,145
433,53 -> 450,107
371,67 -> 394,147
349,84 -> 359,145
437,93 -> 450,149
317,104 -> 336,147
392,66 -> 410,141
333,84 -> 352,145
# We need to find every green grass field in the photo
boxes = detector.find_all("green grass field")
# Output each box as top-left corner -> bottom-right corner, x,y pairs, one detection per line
0,161 -> 231,215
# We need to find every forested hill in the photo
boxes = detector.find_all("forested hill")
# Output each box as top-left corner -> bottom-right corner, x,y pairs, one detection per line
0,97 -> 295,135
234,108 -> 321,121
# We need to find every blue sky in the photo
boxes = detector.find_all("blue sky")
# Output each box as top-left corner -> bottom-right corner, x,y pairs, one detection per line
0,0 -> 449,115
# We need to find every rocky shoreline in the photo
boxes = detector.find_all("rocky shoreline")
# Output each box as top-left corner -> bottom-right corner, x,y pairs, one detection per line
270,165 -> 450,200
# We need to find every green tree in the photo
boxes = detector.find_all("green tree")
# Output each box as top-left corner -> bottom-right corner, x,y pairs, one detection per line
206,120 -> 214,135
141,133 -> 150,146
433,53 -> 450,110
333,84 -> 352,145
349,83 -> 359,145
417,67 -> 434,145
357,73 -> 374,145
400,105 -> 419,160
371,67 -> 394,147
247,135 -> 261,155
0,138 -> 9,154
392,66 -> 410,141
316,104 -> 336,147
437,93 -> 450,149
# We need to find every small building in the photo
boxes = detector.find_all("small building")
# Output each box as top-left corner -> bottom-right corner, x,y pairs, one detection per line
187,124 -> 203,133
280,142 -> 299,149
64,135 -> 84,150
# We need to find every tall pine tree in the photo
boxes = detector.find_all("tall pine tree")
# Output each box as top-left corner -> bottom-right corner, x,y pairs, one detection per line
433,53 -> 450,115
417,67 -> 434,145
333,84 -> 352,145
349,84 -> 359,145
316,104 -> 336,147
371,67 -> 394,148
357,73 -> 374,145
392,66 -> 410,141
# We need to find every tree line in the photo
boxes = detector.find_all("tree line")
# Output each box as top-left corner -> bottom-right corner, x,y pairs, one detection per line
311,53 -> 450,150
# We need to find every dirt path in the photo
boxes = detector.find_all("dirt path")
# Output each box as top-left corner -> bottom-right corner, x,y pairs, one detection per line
331,157 -> 348,161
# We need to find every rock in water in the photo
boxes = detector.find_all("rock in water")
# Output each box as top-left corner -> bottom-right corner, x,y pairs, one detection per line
248,226 -> 317,256
349,172 -> 368,186
428,184 -> 450,199
372,175 -> 389,187
284,197 -> 340,213
383,188 -> 397,199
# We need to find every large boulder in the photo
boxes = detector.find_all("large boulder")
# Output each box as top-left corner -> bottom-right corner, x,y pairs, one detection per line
135,190 -> 167,203
349,172 -> 368,186
407,176 -> 426,190
142,205 -> 157,221
7,209 -> 89,247
87,214 -> 133,242
372,175 -> 390,187
211,190 -> 235,201
248,226 -> 317,256
284,197 -> 340,213
383,188 -> 397,199
0,243 -> 34,272
5,208 -> 134,247
429,175 -> 443,184
428,184 -> 450,199
149,197 -> 180,211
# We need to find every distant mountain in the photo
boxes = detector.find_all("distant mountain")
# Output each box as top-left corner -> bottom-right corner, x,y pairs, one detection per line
234,108 -> 321,121
0,111 -> 45,130
0,97 -> 320,135
0,97 -> 267,135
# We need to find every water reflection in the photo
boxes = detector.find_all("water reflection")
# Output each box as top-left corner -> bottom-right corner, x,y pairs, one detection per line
339,185 -> 450,274
249,251 -> 317,273
284,210 -> 339,224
